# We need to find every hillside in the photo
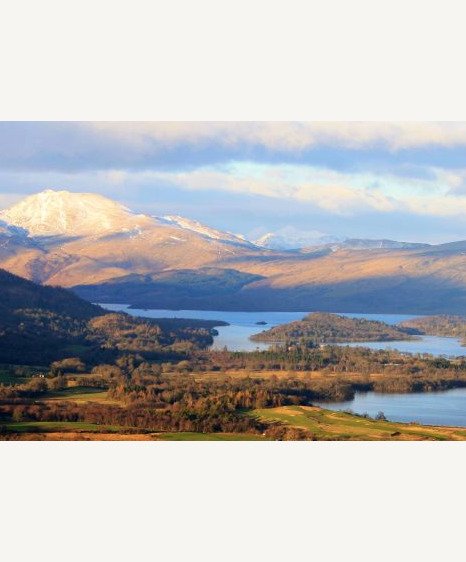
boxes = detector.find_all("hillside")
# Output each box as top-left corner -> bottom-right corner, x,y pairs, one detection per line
0,269 -> 222,365
3,190 -> 466,313
76,246 -> 466,313
399,315 -> 466,343
0,189 -> 271,287
0,268 -> 103,364
74,268 -> 264,308
0,268 -> 102,322
250,312 -> 415,344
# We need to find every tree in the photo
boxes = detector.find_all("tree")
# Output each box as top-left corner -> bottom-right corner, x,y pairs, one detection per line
50,357 -> 86,375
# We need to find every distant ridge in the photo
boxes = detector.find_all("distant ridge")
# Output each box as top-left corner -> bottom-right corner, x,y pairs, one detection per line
2,189 -> 466,314
316,238 -> 430,251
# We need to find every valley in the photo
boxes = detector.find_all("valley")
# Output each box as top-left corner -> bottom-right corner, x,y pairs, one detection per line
2,268 -> 466,441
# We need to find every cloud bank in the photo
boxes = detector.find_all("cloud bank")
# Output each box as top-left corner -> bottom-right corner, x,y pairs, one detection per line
90,121 -> 466,151
1,122 -> 466,243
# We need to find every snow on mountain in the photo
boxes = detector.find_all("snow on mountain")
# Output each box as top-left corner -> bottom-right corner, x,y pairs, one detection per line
253,227 -> 426,252
323,239 -> 430,251
159,215 -> 252,246
254,227 -> 342,250
0,189 -> 153,238
0,189 -> 257,251
0,220 -> 29,239
0,190 -> 428,259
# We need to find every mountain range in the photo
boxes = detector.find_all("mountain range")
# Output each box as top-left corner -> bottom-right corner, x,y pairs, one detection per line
1,189 -> 466,313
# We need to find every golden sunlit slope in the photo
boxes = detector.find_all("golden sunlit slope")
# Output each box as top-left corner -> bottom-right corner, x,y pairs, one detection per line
21,225 -> 270,287
72,245 -> 466,313
0,190 -> 273,286
222,246 -> 466,312
3,190 -> 466,313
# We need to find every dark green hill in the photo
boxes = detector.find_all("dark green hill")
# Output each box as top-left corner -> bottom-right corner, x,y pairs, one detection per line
0,268 -> 104,364
251,312 -> 416,344
0,268 -> 102,324
0,269 -> 223,366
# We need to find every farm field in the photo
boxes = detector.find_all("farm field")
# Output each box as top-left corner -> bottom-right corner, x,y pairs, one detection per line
43,387 -> 121,405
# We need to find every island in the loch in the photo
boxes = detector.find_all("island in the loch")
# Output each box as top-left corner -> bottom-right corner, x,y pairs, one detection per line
399,315 -> 466,346
250,312 -> 418,345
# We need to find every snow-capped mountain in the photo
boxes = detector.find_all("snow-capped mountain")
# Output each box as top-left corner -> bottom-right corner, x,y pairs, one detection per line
0,189 -> 267,286
2,188 -> 466,314
0,189 -> 153,238
158,215 -> 253,247
254,227 -> 342,250
0,189 -> 254,249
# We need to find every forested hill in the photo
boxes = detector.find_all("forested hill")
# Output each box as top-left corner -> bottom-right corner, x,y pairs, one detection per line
399,315 -> 466,342
251,312 -> 415,344
0,269 -> 223,365
0,268 -> 102,323
0,268 -> 103,364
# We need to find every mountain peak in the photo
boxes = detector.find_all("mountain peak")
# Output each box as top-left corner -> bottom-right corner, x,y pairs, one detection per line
0,189 -> 148,238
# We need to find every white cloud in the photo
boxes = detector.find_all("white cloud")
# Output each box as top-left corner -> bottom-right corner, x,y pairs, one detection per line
2,160 -> 466,220
125,161 -> 466,218
88,121 -> 466,151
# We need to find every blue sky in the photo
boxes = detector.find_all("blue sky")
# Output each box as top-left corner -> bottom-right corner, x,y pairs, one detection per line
1,121 -> 466,243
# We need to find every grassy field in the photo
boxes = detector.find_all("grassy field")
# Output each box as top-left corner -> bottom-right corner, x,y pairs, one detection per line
43,386 -> 121,405
154,432 -> 267,441
252,405 -> 466,441
4,408 -> 466,440
3,421 -> 127,433
5,378 -> 466,440
0,420 -> 266,441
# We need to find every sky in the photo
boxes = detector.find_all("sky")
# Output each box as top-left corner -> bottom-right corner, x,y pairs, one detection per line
1,121 -> 466,243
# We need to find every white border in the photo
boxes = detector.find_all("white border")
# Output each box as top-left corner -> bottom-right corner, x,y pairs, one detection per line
2,1 -> 466,560
1,0 -> 466,120
1,442 -> 465,561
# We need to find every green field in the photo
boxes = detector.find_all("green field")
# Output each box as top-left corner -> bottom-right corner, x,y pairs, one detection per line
0,420 -> 266,441
44,387 -> 119,404
2,421 -> 127,433
252,405 -> 466,441
155,432 -> 267,441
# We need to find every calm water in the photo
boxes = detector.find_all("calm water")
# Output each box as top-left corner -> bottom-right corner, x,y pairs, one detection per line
313,387 -> 466,427
100,304 -> 466,425
98,304 -> 308,351
99,305 -> 466,357
337,335 -> 466,356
